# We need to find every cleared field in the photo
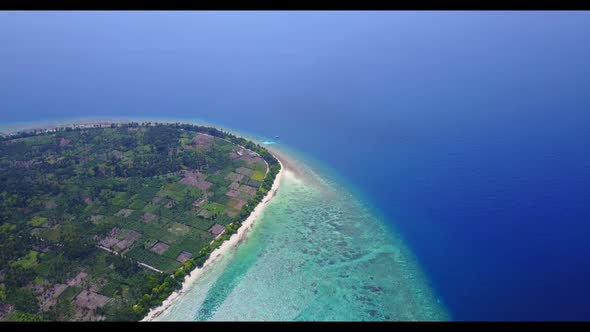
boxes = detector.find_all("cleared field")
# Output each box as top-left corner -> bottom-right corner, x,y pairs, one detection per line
251,169 -> 265,182
11,250 -> 40,269
29,216 -> 48,227
126,246 -> 180,272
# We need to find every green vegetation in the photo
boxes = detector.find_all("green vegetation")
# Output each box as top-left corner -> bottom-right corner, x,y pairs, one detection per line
28,216 -> 48,227
4,311 -> 45,321
251,169 -> 266,182
10,251 -> 40,269
0,122 -> 280,321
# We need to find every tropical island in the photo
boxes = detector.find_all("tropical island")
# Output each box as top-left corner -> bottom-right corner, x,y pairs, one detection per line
0,122 -> 281,321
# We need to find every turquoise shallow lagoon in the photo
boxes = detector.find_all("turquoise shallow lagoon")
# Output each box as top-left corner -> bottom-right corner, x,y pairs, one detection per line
156,147 -> 448,321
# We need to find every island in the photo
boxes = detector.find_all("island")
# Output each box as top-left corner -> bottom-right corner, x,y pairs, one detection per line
0,122 -> 281,321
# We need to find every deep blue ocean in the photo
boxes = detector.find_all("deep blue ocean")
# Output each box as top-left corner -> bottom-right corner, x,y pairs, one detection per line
1,11 -> 590,320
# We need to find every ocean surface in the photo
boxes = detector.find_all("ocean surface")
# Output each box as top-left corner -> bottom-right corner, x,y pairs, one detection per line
1,12 -> 590,320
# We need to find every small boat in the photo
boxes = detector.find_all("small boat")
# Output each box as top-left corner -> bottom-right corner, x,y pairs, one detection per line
274,135 -> 280,138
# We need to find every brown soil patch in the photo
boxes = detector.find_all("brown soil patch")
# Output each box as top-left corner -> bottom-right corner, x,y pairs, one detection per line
168,222 -> 190,235
180,170 -> 212,190
192,133 -> 214,149
33,282 -> 68,312
114,230 -> 142,251
225,172 -> 244,182
225,209 -> 238,217
59,137 -> 72,147
236,167 -> 254,177
150,242 -> 170,255
68,271 -> 89,288
143,212 -> 157,223
237,184 -> 257,196
238,154 -> 264,166
74,290 -> 110,310
225,189 -> 241,198
226,198 -> 247,211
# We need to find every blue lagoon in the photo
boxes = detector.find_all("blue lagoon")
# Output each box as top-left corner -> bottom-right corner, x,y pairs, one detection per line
154,146 -> 448,321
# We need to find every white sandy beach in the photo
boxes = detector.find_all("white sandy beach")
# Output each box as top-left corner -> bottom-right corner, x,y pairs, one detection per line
142,155 -> 284,322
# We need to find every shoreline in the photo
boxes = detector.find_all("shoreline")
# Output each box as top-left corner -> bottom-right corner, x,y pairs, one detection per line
141,154 -> 284,322
0,119 -> 125,136
1,117 -> 223,136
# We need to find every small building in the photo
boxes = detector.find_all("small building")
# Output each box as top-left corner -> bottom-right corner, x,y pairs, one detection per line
192,197 -> 207,208
150,242 -> 170,255
236,149 -> 244,156
208,224 -> 226,239
176,251 -> 193,263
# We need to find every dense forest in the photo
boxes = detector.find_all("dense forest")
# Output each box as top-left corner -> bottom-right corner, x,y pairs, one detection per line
0,122 -> 280,321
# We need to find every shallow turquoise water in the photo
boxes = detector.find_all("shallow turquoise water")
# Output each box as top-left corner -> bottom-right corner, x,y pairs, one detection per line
156,148 -> 448,321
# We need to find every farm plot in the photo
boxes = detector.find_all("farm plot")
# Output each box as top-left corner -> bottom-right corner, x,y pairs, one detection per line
125,245 -> 181,273
251,169 -> 265,182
